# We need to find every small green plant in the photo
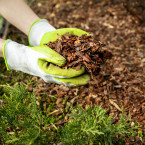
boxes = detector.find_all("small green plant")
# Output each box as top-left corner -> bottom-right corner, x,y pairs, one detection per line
0,84 -> 55,145
0,84 -> 141,145
60,105 -> 140,145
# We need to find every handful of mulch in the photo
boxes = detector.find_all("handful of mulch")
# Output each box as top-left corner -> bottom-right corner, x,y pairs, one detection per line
47,33 -> 112,80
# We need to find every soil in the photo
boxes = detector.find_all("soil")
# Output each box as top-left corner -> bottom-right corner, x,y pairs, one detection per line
1,0 -> 145,144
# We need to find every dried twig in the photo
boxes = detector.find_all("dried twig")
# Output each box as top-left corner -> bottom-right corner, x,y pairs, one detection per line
109,99 -> 122,112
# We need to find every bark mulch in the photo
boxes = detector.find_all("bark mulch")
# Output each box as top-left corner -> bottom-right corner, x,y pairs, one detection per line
6,0 -> 145,144
47,33 -> 112,80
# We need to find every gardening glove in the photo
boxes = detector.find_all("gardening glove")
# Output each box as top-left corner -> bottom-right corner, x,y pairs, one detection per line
28,19 -> 89,46
3,40 -> 90,86
28,19 -> 91,86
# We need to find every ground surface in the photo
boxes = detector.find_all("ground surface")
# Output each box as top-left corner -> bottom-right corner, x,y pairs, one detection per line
0,0 -> 145,144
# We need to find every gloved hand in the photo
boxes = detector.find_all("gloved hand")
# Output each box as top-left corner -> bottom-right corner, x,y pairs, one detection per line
28,19 -> 89,46
3,39 -> 90,86
28,19 -> 91,86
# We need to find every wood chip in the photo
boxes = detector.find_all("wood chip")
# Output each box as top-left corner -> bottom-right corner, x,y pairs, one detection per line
109,99 -> 122,111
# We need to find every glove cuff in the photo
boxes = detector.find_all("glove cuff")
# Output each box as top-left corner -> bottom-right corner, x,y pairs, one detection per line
28,19 -> 56,47
3,39 -> 10,70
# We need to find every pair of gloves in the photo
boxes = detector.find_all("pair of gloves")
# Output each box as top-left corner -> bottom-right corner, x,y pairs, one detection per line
3,19 -> 90,86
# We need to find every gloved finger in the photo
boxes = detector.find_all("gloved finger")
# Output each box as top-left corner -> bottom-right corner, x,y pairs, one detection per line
30,45 -> 66,67
53,74 -> 91,86
38,62 -> 85,78
40,28 -> 89,45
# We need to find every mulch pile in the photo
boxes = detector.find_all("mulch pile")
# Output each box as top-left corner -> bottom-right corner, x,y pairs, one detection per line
47,33 -> 112,80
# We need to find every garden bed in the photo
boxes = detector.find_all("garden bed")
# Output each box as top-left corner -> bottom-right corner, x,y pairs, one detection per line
0,0 -> 145,144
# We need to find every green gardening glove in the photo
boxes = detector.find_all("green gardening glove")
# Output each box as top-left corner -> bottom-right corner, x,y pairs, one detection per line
28,19 -> 91,86
3,40 -> 90,86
